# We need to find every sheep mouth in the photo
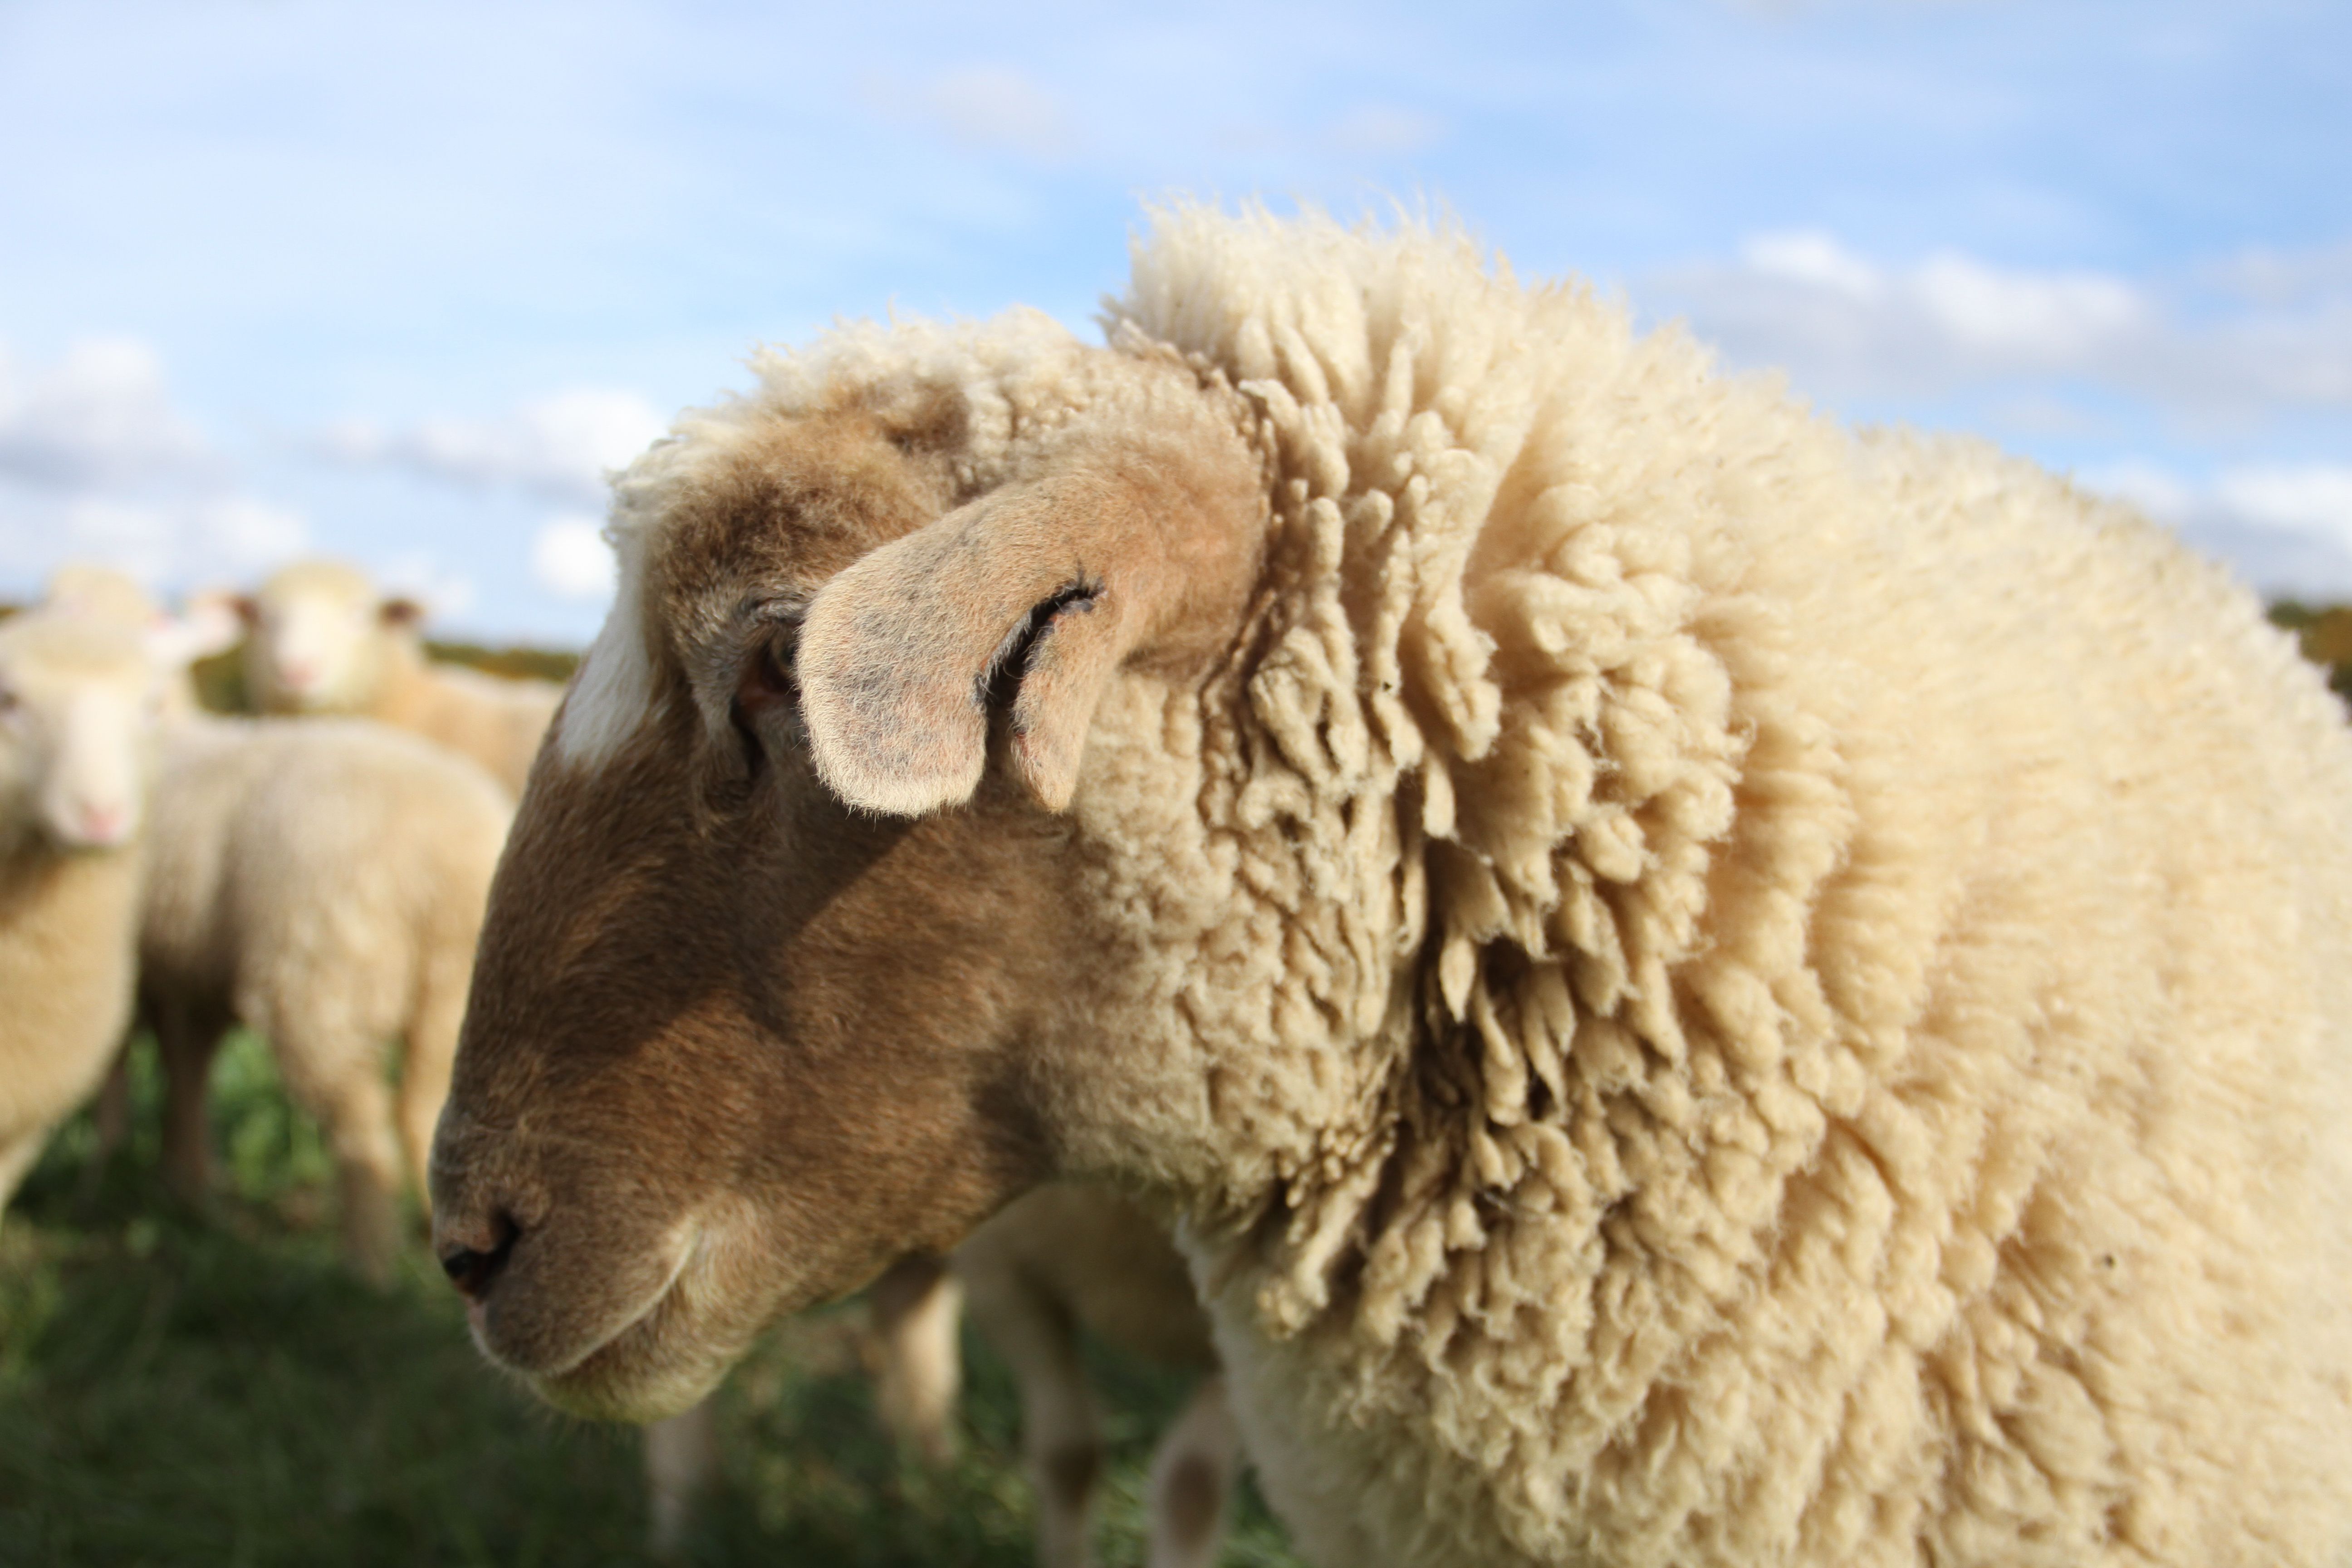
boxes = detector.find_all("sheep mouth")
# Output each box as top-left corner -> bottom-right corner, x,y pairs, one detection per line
466,1222 -> 706,1410
526,1316 -> 711,1424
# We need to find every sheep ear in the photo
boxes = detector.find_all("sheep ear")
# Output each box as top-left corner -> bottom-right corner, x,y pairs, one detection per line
797,435 -> 1261,817
381,597 -> 426,628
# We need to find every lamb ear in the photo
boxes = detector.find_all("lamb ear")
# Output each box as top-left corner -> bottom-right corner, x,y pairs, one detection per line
797,436 -> 1260,817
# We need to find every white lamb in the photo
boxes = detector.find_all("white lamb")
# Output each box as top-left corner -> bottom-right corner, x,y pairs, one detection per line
0,613 -> 159,1209
142,715 -> 512,1280
431,208 -> 2352,1567
238,559 -> 562,794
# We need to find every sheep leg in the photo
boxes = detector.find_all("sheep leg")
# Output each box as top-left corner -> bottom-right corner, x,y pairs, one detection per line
1146,1374 -> 1240,1568
965,1264 -> 1101,1568
89,1040 -> 132,1158
325,1076 -> 405,1286
275,1038 -> 406,1287
869,1252 -> 964,1465
643,1392 -> 720,1560
153,996 -> 229,1204
77,1039 -> 135,1202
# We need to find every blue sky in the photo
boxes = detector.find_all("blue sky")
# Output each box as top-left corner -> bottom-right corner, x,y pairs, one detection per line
2,0 -> 2346,643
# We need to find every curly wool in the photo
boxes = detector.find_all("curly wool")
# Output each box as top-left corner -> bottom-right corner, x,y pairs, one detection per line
1066,209 -> 2352,1567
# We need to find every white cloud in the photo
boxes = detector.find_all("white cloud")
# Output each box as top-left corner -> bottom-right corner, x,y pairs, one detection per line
0,337 -> 218,491
2203,241 -> 2352,309
2080,460 -> 2352,601
0,337 -> 308,595
1326,105 -> 1446,158
867,65 -> 1076,162
312,388 -> 666,507
531,514 -> 616,602
1651,233 -> 2352,421
0,490 -> 310,592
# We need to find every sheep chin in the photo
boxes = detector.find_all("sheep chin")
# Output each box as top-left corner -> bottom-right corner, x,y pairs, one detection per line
520,1241 -> 751,1425
525,1320 -> 730,1426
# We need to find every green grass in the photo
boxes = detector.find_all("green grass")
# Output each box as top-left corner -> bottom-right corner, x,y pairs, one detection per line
0,1034 -> 1303,1567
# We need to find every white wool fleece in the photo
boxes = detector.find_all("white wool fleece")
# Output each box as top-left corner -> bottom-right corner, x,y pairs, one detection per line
1052,208 -> 2352,1568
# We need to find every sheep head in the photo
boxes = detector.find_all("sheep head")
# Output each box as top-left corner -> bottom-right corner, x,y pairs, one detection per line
430,345 -> 1267,1421
238,558 -> 424,713
0,614 -> 162,854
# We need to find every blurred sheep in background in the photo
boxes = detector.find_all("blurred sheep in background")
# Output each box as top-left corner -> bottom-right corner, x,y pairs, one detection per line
0,612 -> 161,1208
136,717 -> 511,1282
36,562 -> 516,1284
42,562 -> 241,716
29,558 -> 1235,1564
239,559 -> 563,794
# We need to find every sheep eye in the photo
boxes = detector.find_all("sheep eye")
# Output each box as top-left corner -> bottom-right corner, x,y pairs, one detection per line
747,636 -> 795,701
728,606 -> 804,778
728,693 -> 767,777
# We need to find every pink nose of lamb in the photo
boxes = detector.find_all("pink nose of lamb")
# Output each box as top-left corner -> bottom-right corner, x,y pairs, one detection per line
75,803 -> 127,845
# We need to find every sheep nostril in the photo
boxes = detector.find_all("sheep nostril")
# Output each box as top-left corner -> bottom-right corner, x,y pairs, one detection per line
437,1211 -> 519,1300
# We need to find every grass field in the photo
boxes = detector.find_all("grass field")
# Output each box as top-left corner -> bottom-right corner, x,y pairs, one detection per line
0,1034 -> 1304,1567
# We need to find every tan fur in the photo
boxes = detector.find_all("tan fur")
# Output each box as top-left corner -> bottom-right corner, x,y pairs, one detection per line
0,616 -> 157,1210
142,715 -> 511,1280
243,559 -> 562,793
435,210 -> 2352,1566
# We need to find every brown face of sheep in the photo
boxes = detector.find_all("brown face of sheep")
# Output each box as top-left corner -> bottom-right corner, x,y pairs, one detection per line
430,386 -> 1265,1421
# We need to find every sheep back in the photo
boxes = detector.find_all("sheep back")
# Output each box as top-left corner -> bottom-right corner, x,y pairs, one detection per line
142,717 -> 514,1051
378,660 -> 562,797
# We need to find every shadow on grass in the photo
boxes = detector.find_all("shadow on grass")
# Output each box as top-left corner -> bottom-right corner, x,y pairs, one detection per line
0,1034 -> 1302,1567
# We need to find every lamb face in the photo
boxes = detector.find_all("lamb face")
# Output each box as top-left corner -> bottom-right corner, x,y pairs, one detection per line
238,559 -> 417,712
0,616 -> 160,853
430,377 -> 1265,1422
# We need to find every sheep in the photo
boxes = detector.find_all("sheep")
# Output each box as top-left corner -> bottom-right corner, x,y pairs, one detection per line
428,206 -> 2352,1567
31,563 -> 512,1277
40,561 -> 241,716
238,558 -> 562,794
0,614 -> 157,1209
646,1192 -> 1239,1568
143,714 -> 511,1281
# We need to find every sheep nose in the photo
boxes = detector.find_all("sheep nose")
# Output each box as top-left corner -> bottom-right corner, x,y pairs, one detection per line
436,1210 -> 520,1300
